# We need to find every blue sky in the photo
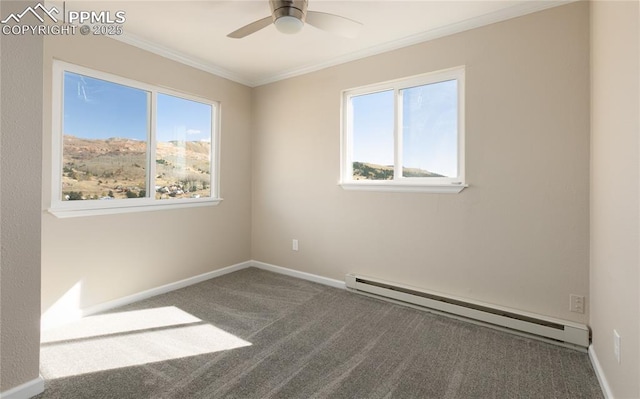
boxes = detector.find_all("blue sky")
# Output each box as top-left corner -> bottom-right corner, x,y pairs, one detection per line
402,80 -> 458,177
63,72 -> 212,143
156,94 -> 211,143
352,89 -> 395,166
352,79 -> 458,177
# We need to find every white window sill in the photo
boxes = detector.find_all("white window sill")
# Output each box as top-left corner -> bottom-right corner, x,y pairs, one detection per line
48,198 -> 222,218
339,182 -> 467,194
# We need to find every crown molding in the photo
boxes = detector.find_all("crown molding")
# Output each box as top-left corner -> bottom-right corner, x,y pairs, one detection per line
252,0 -> 576,86
111,32 -> 256,87
104,1 -> 574,88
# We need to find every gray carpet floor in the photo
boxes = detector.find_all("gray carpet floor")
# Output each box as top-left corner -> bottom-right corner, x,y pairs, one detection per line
37,267 -> 603,398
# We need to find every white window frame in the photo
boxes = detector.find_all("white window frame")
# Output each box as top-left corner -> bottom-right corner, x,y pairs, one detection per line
340,66 -> 466,193
50,61 -> 222,218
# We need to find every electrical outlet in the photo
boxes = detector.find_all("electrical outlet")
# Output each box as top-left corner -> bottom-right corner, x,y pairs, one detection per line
614,330 -> 621,364
292,239 -> 298,251
569,294 -> 585,313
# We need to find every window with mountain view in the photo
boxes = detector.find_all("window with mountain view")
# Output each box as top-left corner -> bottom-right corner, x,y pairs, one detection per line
60,72 -> 150,201
51,61 -> 220,217
155,94 -> 212,200
341,67 -> 466,193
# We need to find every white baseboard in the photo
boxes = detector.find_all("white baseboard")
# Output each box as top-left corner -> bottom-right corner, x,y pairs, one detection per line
42,260 -> 344,330
42,261 -> 253,330
82,260 -> 253,317
251,260 -> 346,289
0,375 -> 44,399
588,345 -> 613,399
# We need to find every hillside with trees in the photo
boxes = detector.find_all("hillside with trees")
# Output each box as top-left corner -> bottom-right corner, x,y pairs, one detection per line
62,135 -> 211,200
352,161 -> 443,180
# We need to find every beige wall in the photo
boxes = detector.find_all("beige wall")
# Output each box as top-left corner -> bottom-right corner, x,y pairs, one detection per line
252,2 -> 591,323
0,1 -> 43,392
41,34 -> 252,319
5,1 -> 637,397
590,1 -> 640,397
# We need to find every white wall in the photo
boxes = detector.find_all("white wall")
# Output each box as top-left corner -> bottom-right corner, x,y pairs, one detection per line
41,33 -> 253,321
0,1 -> 43,393
252,2 -> 591,323
590,1 -> 640,397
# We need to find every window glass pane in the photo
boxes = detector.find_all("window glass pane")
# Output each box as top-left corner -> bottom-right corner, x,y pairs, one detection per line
401,79 -> 458,178
62,72 -> 149,201
351,90 -> 394,180
155,94 -> 212,200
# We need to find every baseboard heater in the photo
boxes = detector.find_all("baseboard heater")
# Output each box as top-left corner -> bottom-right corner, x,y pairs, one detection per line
345,274 -> 589,348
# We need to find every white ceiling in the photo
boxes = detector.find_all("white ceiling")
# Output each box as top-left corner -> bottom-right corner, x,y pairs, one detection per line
53,1 -> 570,86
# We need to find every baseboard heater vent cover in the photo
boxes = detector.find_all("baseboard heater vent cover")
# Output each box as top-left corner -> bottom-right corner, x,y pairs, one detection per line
345,274 -> 589,348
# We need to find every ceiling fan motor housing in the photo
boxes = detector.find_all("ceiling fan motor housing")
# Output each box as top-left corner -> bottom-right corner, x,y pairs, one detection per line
270,0 -> 308,22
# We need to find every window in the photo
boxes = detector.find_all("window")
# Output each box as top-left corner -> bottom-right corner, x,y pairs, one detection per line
51,61 -> 220,217
341,66 -> 466,193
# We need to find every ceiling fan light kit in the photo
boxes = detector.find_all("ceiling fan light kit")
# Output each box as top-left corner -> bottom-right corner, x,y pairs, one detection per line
274,15 -> 304,34
270,0 -> 307,35
227,0 -> 362,39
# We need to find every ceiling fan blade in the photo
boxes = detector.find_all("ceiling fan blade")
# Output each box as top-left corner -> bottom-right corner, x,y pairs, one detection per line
227,16 -> 273,39
305,11 -> 362,38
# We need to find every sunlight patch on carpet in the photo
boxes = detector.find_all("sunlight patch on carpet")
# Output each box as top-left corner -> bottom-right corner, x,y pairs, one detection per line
40,306 -> 252,379
42,306 -> 203,343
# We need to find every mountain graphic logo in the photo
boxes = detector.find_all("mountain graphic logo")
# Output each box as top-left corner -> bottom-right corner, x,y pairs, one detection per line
1,3 -> 59,24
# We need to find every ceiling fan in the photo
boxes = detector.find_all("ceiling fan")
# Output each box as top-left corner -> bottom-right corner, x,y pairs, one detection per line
227,0 -> 362,39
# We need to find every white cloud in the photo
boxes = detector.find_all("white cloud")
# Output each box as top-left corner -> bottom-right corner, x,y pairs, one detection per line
186,129 -> 201,135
